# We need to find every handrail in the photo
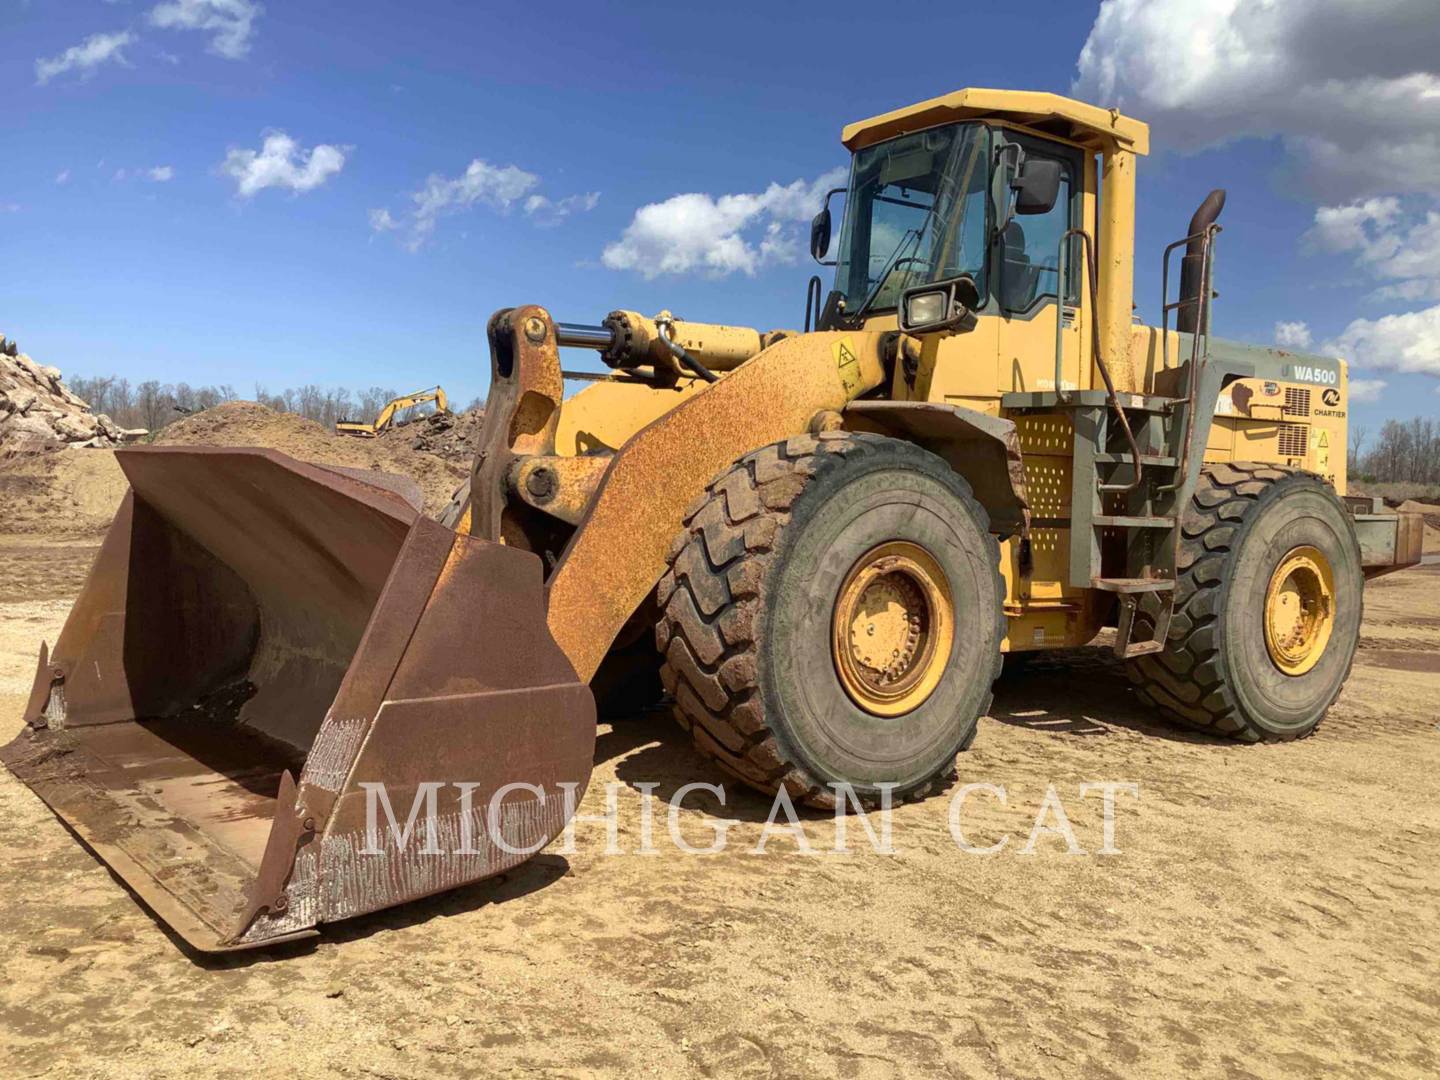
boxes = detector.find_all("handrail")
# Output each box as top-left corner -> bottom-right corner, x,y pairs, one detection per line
1054,227 -> 1145,495
804,275 -> 823,333
1157,223 -> 1221,493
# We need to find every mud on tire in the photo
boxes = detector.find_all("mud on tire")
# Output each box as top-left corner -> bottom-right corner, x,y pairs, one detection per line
655,431 -> 1005,808
1127,462 -> 1363,742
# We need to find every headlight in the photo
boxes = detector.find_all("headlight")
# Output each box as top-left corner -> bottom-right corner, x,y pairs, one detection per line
904,290 -> 948,328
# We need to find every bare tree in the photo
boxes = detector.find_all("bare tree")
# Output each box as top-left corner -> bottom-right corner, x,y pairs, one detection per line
1348,424 -> 1368,474
135,381 -> 167,432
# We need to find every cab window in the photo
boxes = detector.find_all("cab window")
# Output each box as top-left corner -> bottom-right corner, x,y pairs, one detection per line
998,152 -> 1077,314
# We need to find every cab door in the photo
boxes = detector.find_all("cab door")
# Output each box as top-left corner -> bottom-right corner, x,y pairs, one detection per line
992,134 -> 1090,395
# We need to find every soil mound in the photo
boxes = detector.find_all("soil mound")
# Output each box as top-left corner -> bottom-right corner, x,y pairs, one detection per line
0,450 -> 129,537
154,401 -> 466,516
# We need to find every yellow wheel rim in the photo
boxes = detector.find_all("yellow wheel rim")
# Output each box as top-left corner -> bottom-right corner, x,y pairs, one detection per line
1263,545 -> 1335,676
832,541 -> 954,717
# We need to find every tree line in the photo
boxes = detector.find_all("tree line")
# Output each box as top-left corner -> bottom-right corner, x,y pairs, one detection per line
66,375 -> 482,435
1349,417 -> 1440,485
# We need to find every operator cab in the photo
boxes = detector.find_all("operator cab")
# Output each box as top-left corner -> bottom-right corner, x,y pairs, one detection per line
811,89 -> 1150,394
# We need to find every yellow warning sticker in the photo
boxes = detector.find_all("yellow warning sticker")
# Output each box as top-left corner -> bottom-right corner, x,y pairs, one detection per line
1317,429 -> 1329,448
833,338 -> 860,393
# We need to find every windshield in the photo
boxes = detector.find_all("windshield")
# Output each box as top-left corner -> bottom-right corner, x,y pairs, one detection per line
832,123 -> 990,317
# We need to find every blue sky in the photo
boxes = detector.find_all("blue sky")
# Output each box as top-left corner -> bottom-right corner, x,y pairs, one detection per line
5,0 -> 1440,434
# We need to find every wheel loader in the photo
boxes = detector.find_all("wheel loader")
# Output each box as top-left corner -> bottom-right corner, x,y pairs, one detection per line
3,89 -> 1422,952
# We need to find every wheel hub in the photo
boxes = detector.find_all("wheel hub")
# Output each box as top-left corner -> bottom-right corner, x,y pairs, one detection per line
832,542 -> 954,717
1264,545 -> 1335,676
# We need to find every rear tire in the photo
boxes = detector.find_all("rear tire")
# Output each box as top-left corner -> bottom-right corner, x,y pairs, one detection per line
655,432 -> 1005,808
1127,462 -> 1363,741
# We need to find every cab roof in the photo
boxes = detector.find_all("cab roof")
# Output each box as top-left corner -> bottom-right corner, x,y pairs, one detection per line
841,88 -> 1149,156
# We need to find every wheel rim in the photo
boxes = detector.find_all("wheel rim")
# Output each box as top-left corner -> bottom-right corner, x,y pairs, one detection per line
1263,545 -> 1336,676
831,541 -> 954,717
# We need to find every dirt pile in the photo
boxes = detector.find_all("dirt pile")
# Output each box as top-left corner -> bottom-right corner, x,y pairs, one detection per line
154,400 -> 467,516
1398,499 -> 1440,554
379,408 -> 483,461
0,450 -> 130,537
0,333 -> 144,452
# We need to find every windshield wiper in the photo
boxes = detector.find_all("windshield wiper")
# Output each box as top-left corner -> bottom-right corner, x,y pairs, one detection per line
853,225 -> 925,320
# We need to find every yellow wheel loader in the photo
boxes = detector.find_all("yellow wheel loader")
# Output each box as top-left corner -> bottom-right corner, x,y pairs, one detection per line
335,385 -> 449,438
4,89 -> 1423,952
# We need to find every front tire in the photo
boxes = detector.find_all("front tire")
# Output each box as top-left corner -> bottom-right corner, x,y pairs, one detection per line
1127,462 -> 1363,741
655,432 -> 1005,807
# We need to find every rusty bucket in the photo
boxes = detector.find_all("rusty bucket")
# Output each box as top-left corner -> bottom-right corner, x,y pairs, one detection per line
0,447 -> 595,951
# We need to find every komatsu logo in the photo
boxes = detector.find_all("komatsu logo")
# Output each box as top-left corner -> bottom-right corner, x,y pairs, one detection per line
1284,364 -> 1338,386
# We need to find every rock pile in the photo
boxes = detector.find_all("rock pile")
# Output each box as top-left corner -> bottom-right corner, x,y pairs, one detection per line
0,333 -> 146,452
382,408 -> 484,461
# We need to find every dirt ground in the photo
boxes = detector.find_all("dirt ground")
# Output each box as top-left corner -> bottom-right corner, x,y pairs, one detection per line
1,521 -> 1437,1077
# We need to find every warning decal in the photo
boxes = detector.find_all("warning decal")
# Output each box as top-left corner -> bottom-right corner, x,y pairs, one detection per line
833,338 -> 860,393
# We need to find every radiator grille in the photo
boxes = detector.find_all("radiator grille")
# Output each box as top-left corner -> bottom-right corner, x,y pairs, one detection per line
1278,423 -> 1309,457
1284,387 -> 1311,416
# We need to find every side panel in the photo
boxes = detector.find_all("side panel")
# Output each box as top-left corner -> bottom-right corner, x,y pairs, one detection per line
1003,412 -> 1104,650
554,376 -> 708,455
1204,363 -> 1347,492
1167,336 -> 1348,510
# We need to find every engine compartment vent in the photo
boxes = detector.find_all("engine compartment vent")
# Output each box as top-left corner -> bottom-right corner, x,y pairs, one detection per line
1284,387 -> 1311,417
1278,423 -> 1309,458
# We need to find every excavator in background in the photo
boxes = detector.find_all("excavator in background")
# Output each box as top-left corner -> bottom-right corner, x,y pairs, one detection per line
3,89 -> 1422,953
335,386 -> 449,438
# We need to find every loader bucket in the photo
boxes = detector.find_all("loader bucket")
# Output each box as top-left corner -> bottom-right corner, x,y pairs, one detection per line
0,447 -> 596,952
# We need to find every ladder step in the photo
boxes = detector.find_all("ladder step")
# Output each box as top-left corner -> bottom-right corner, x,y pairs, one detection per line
1093,515 -> 1175,529
1092,577 -> 1176,593
1117,640 -> 1165,659
1094,453 -> 1178,467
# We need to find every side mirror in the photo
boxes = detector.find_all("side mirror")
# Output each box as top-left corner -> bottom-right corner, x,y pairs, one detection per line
810,206 -> 832,262
897,274 -> 981,335
1013,158 -> 1062,216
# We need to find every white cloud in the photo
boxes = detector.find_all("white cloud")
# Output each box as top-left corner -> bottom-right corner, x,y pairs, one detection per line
368,208 -> 399,233
35,30 -> 136,85
1305,199 -> 1440,303
1,203 -> 19,214
1324,306 -> 1440,377
54,169 -> 71,185
601,167 -> 846,278
524,191 -> 600,227
147,165 -> 175,182
149,0 -> 261,60
1274,321 -> 1313,349
411,160 -> 538,241
1349,378 -> 1388,403
1073,0 -> 1440,200
375,159 -> 597,250
221,132 -> 346,197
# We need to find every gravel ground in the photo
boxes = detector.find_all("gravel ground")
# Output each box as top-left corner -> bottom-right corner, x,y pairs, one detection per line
0,534 -> 1436,1078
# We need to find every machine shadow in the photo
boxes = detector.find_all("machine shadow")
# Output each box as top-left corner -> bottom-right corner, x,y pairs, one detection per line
992,647 -> 1215,743
597,707 -> 838,824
